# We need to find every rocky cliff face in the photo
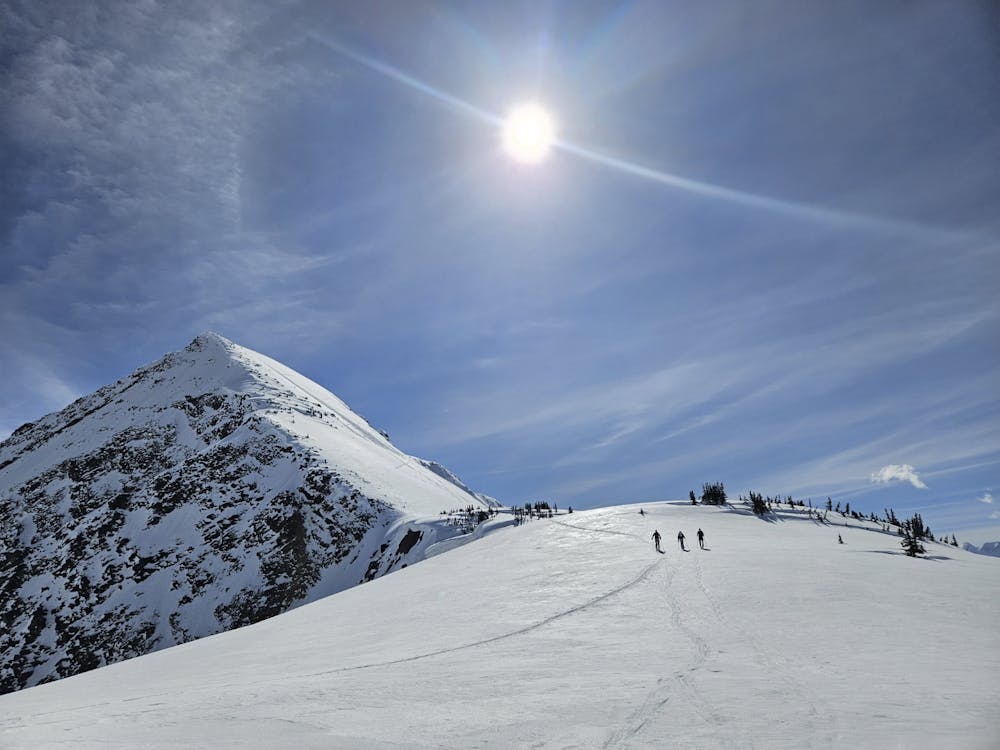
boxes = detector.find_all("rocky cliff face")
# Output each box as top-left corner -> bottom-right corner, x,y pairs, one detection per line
0,333 -> 492,694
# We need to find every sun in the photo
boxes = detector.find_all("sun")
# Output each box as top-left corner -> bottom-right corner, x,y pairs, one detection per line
501,102 -> 556,164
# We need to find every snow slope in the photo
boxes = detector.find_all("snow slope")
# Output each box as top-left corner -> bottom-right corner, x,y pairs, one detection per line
1,501 -> 997,749
0,333 -> 492,693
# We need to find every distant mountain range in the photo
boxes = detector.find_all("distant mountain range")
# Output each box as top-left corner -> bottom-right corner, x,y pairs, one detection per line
962,541 -> 1000,558
0,333 -> 495,694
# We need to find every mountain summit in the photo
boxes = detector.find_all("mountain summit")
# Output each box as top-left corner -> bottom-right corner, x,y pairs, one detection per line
0,333 -> 494,694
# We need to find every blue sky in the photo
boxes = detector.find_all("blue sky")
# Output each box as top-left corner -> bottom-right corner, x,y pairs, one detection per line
2,1 -> 998,542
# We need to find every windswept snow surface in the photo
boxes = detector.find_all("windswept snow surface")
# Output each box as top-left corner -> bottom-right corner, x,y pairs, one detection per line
1,502 -> 998,749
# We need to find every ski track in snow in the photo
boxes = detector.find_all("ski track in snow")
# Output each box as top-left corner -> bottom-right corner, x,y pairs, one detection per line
584,507 -> 835,749
551,512 -> 732,749
601,557 -> 738,749
549,518 -> 638,539
26,543 -> 666,717
663,563 -> 739,748
283,559 -> 662,684
553,509 -> 747,747
687,552 -> 840,747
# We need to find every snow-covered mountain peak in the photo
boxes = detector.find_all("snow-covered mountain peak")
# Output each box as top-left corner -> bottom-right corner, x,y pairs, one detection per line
190,330 -> 235,349
962,540 -> 1000,558
0,334 -> 494,695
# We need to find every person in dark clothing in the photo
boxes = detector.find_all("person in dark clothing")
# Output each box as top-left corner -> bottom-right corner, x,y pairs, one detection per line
677,531 -> 686,551
697,528 -> 705,549
639,508 -> 645,516
838,534 -> 844,544
652,529 -> 662,553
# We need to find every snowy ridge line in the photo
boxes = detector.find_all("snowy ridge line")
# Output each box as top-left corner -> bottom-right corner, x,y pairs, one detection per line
0,332 -> 496,695
0,374 -> 140,471
253,355 -> 388,452
279,559 -> 663,683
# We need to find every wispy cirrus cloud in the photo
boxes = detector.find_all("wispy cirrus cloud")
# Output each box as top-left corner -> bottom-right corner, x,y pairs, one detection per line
871,464 -> 928,489
977,492 -> 994,504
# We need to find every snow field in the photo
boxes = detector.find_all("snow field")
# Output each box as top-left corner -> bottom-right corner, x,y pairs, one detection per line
0,501 -> 997,748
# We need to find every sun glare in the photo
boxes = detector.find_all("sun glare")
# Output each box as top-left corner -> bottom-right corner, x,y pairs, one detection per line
501,102 -> 556,164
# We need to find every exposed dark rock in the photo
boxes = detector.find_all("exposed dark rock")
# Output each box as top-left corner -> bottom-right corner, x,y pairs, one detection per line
0,333 -> 490,695
397,529 -> 422,555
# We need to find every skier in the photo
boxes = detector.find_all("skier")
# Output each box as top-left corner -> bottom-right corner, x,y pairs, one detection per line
677,531 -> 686,551
639,508 -> 645,516
652,529 -> 662,553
838,534 -> 844,544
697,528 -> 705,549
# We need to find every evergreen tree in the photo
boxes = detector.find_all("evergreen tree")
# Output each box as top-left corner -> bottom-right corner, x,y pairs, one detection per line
689,490 -> 697,505
901,529 -> 925,557
701,482 -> 727,505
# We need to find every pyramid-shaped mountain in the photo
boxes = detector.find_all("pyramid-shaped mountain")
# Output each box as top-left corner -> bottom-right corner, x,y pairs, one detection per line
0,333 -> 495,694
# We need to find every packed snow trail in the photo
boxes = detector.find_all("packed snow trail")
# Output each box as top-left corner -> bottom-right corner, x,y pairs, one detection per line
1,502 -> 998,749
281,557 -> 662,681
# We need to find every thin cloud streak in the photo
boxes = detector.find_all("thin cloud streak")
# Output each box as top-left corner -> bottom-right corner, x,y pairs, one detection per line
304,31 -> 965,240
307,32 -> 500,127
554,140 -> 969,241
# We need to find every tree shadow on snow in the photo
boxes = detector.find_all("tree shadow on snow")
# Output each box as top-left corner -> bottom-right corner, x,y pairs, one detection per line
715,504 -> 787,524
866,550 -> 951,562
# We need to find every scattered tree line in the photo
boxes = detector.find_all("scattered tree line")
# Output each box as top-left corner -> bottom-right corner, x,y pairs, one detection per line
439,505 -> 498,534
511,501 -> 570,525
687,482 -> 961,557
